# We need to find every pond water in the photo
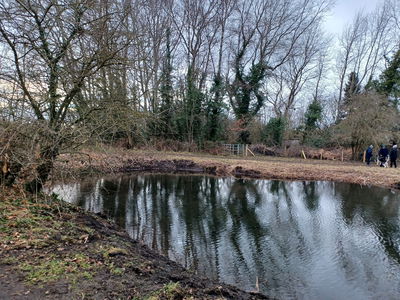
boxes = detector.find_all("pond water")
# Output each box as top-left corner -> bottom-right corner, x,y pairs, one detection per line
52,174 -> 400,300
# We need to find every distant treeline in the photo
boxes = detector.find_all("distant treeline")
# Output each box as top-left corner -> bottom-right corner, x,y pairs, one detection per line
0,0 -> 399,189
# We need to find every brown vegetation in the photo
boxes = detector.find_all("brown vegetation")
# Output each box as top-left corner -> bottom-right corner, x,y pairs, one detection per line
52,146 -> 400,190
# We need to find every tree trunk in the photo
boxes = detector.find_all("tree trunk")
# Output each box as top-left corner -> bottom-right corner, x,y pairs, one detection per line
25,146 -> 58,193
127,132 -> 134,149
0,159 -> 22,187
351,144 -> 357,161
238,118 -> 251,144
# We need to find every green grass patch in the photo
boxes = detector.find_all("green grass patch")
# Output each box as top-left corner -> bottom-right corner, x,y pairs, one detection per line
20,259 -> 69,284
108,262 -> 125,275
0,256 -> 19,265
13,216 -> 39,228
145,282 -> 183,300
20,253 -> 96,285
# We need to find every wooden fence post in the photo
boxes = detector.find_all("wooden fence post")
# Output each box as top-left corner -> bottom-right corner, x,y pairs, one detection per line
301,149 -> 307,159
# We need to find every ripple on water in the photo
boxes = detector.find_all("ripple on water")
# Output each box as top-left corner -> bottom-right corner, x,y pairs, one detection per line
51,176 -> 400,300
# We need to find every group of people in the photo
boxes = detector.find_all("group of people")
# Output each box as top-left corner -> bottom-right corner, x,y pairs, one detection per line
366,142 -> 398,168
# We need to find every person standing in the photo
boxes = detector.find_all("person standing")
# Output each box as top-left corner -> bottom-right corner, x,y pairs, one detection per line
378,145 -> 389,167
365,145 -> 373,165
390,143 -> 398,168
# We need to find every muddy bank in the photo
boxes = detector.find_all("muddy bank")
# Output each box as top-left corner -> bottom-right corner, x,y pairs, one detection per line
53,148 -> 400,190
115,159 -> 261,179
3,148 -> 399,299
0,189 -> 268,299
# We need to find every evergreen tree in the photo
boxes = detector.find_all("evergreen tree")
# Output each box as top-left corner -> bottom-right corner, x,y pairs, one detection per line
343,72 -> 361,103
303,98 -> 323,144
378,49 -> 400,106
365,75 -> 379,92
305,99 -> 323,131
339,72 -> 361,120
205,75 -> 225,141
178,66 -> 205,145
262,117 -> 286,146
229,62 -> 267,144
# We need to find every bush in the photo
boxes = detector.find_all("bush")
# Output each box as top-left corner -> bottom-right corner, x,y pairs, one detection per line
0,121 -> 86,188
303,128 -> 334,148
262,117 -> 286,146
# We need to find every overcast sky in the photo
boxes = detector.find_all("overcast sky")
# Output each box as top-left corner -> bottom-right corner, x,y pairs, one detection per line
324,0 -> 382,35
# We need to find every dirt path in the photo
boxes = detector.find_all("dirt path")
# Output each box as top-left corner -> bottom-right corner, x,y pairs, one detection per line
54,147 -> 400,190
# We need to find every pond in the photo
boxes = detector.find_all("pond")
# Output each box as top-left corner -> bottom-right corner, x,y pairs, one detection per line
52,174 -> 400,300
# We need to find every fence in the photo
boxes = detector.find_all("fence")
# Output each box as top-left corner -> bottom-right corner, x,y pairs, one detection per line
222,144 -> 255,156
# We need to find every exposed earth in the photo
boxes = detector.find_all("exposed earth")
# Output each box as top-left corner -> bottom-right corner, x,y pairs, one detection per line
0,188 -> 269,299
1,147 -> 400,299
53,147 -> 400,190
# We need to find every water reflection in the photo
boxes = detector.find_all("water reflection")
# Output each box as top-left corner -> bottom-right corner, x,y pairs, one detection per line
52,175 -> 400,300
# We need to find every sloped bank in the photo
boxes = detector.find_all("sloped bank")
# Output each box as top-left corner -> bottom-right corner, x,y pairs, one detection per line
53,148 -> 400,190
3,148 -> 399,299
0,189 -> 269,299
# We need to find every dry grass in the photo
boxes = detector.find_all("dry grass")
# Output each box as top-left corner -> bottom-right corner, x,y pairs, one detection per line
54,145 -> 400,190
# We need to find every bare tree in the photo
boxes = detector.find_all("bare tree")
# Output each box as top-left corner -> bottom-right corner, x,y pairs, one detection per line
206,0 -> 236,141
227,0 -> 331,143
266,25 -> 328,121
335,13 -> 365,121
170,0 -> 220,143
335,2 -> 394,121
0,0 -> 129,190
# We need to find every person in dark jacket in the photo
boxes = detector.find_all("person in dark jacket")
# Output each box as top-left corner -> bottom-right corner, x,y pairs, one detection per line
390,144 -> 398,168
378,145 -> 389,167
365,145 -> 373,165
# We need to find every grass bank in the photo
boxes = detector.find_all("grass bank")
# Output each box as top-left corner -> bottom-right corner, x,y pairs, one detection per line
54,146 -> 400,190
0,188 -> 267,299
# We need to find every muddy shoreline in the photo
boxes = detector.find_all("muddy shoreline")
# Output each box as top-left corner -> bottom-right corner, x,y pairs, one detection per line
53,149 -> 400,190
0,188 -> 269,299
2,148 -> 400,299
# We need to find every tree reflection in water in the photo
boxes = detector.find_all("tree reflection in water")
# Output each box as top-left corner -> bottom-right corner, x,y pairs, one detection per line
52,175 -> 400,300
